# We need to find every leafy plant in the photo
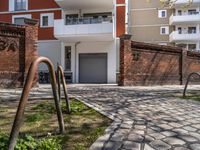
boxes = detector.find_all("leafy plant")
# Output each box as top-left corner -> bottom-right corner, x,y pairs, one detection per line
37,138 -> 62,150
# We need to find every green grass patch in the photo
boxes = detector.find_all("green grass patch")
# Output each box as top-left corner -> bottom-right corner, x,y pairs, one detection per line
0,99 -> 112,150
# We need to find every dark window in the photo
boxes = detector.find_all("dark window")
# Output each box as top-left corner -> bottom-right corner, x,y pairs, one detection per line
14,17 -> 25,25
178,27 -> 182,34
15,0 -> 26,11
42,16 -> 48,26
188,9 -> 197,15
161,28 -> 166,34
161,11 -> 166,17
65,46 -> 71,71
188,27 -> 196,34
178,10 -> 182,16
188,44 -> 196,50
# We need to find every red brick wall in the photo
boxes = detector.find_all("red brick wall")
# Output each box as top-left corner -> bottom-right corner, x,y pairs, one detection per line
119,36 -> 200,86
0,20 -> 38,87
0,0 -> 9,12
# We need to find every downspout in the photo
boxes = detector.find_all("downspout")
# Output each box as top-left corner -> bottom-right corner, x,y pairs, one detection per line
75,42 -> 81,83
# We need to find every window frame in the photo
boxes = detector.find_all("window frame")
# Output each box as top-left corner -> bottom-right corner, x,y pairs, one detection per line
40,13 -> 54,28
14,0 -> 28,11
158,10 -> 167,18
160,26 -> 169,35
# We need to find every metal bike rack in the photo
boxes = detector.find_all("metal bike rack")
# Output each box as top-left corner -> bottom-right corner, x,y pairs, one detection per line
8,57 -> 65,150
183,72 -> 200,97
57,63 -> 71,114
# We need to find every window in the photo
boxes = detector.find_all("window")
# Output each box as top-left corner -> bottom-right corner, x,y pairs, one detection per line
12,14 -> 31,25
188,27 -> 196,34
188,44 -> 196,50
65,46 -> 71,71
178,27 -> 182,34
40,13 -> 54,27
160,26 -> 169,35
15,0 -> 27,11
14,17 -> 25,25
158,10 -> 167,18
188,9 -> 197,15
178,10 -> 182,16
42,16 -> 48,26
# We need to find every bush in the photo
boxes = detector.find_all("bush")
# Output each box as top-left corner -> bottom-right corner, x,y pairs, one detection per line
0,133 -> 61,150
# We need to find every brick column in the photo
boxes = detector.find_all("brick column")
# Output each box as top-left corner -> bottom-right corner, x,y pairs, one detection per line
119,34 -> 132,86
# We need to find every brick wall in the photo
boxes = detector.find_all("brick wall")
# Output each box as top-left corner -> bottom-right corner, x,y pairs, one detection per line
119,35 -> 200,86
0,19 -> 38,87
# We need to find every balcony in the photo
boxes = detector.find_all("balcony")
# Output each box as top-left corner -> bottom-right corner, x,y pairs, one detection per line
54,18 -> 114,42
55,0 -> 113,9
170,13 -> 200,25
170,31 -> 200,42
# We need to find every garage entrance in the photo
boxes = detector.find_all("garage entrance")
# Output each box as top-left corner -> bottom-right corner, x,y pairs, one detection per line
79,53 -> 107,83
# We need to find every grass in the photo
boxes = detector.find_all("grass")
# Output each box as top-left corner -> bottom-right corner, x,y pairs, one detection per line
170,90 -> 200,102
0,98 -> 112,150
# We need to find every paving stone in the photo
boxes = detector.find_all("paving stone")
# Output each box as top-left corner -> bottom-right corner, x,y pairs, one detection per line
191,124 -> 200,129
131,129 -> 145,135
144,144 -> 155,150
174,147 -> 190,150
189,132 -> 200,140
183,126 -> 197,132
127,133 -> 144,142
150,140 -> 171,150
163,137 -> 185,145
161,131 -> 177,137
110,133 -> 125,142
190,144 -> 200,150
149,132 -> 165,140
178,135 -> 198,142
104,141 -> 122,150
123,141 -> 140,150
144,135 -> 155,143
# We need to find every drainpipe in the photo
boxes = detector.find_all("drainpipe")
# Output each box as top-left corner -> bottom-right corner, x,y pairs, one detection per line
75,42 -> 81,83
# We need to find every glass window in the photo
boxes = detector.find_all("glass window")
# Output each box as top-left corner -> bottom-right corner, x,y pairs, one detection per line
42,16 -> 48,27
65,46 -> 71,71
188,9 -> 197,15
14,17 -> 25,25
15,0 -> 27,11
188,44 -> 197,50
188,27 -> 196,34
178,10 -> 182,16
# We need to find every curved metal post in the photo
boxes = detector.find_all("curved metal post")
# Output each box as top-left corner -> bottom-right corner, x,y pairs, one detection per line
183,72 -> 200,97
8,57 -> 65,150
57,64 -> 71,114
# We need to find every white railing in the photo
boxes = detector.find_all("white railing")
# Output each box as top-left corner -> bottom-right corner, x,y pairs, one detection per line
170,31 -> 200,42
54,19 -> 113,37
175,0 -> 200,4
170,13 -> 200,25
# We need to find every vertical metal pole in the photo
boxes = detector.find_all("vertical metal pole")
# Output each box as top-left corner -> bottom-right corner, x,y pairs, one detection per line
8,57 -> 65,150
57,64 -> 71,114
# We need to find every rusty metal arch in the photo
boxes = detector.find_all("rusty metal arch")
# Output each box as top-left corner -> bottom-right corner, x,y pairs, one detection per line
183,72 -> 200,97
8,57 -> 65,150
57,63 -> 71,114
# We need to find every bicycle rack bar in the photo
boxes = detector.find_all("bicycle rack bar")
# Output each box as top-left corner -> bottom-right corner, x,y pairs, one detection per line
8,57 -> 65,150
57,64 -> 71,114
183,72 -> 200,97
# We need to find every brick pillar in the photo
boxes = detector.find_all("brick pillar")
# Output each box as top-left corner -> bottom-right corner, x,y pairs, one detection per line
24,18 -> 39,86
119,34 -> 132,86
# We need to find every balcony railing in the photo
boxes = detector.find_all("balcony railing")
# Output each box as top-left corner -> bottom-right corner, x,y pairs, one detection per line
65,17 -> 112,25
170,31 -> 200,42
15,1 -> 26,11
169,13 -> 200,25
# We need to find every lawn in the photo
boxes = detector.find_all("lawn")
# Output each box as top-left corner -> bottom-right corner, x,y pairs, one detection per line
0,98 -> 112,150
172,90 -> 200,102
